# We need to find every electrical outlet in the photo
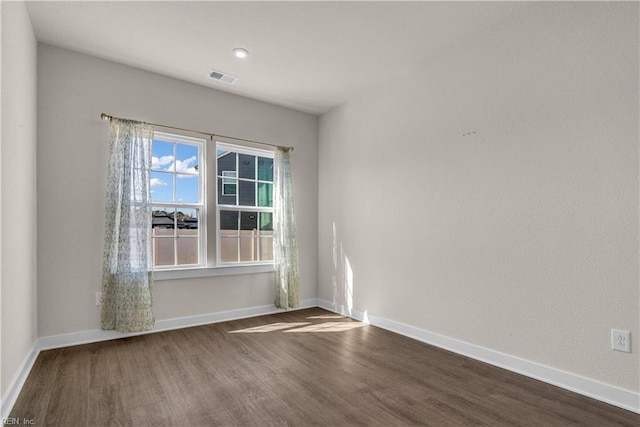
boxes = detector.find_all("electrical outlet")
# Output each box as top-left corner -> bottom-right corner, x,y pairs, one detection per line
611,329 -> 631,353
95,291 -> 103,306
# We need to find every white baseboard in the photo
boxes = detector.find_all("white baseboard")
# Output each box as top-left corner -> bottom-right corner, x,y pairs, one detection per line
317,299 -> 640,414
38,298 -> 318,351
2,298 -> 318,419
1,341 -> 39,420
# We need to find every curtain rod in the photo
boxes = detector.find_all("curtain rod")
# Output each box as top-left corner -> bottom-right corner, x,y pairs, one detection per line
100,113 -> 293,152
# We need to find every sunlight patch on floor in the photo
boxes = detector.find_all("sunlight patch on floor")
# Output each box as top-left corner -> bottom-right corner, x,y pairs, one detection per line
306,315 -> 345,319
229,322 -> 310,333
283,322 -> 366,333
228,320 -> 366,334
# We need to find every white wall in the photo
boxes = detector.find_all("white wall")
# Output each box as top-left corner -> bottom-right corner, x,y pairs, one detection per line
37,44 -> 318,337
0,1 -> 38,397
319,2 -> 639,392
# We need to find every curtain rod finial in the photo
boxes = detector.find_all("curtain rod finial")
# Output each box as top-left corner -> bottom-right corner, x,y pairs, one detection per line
101,113 -> 111,121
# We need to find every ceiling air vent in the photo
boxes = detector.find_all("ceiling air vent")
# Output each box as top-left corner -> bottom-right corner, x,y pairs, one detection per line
208,69 -> 238,84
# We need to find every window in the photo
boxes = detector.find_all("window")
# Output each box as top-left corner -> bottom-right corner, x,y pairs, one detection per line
149,132 -> 274,271
221,171 -> 237,195
217,143 -> 274,264
151,132 -> 205,268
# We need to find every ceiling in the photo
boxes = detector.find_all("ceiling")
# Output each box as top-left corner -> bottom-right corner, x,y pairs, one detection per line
26,1 -> 530,115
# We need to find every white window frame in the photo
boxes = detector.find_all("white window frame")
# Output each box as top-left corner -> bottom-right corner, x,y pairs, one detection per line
150,136 -> 277,280
151,131 -> 207,270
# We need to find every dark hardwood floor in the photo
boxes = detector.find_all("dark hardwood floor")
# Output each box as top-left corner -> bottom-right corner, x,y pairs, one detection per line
8,308 -> 639,426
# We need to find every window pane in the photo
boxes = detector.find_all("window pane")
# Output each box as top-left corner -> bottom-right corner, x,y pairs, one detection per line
221,172 -> 237,197
220,209 -> 242,263
175,144 -> 199,175
219,210 -> 239,231
238,154 -> 255,179
222,171 -> 237,183
259,212 -> 273,231
177,234 -> 198,265
152,208 -> 176,229
176,176 -> 199,203
258,229 -> 273,240
220,236 -> 239,262
258,157 -> 273,181
240,212 -> 258,231
259,237 -> 273,261
239,180 -> 256,206
240,237 -> 258,262
151,171 -> 174,202
153,233 -> 174,266
218,177 -> 237,205
217,152 -> 236,174
257,182 -> 273,207
151,140 -> 174,171
223,183 -> 237,195
175,208 -> 197,229
182,209 -> 199,229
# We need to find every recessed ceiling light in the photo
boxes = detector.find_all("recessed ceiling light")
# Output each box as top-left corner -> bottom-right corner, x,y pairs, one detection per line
233,48 -> 249,59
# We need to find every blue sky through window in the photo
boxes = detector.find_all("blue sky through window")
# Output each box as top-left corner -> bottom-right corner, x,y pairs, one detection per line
151,139 -> 200,204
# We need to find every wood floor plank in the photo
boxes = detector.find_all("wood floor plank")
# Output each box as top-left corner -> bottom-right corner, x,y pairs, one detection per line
43,345 -> 91,425
7,349 -> 62,425
7,307 -> 640,426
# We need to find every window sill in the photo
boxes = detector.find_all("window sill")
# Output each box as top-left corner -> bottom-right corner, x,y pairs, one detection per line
153,264 -> 275,281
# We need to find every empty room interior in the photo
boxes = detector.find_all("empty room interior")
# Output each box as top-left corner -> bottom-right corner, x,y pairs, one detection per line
1,1 -> 639,425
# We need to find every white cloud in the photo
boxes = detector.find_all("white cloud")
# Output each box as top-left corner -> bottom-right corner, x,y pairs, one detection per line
175,156 -> 198,175
152,155 -> 174,169
152,155 -> 198,176
150,177 -> 167,188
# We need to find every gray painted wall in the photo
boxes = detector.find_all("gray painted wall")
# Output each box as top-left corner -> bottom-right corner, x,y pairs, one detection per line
0,1 -> 38,396
318,2 -> 639,391
37,44 -> 318,337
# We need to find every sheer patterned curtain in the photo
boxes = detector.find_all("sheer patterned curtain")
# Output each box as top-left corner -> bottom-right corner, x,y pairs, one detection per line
273,147 -> 300,309
101,119 -> 155,332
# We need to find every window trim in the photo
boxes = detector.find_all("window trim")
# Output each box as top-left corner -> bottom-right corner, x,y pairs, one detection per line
153,263 -> 275,281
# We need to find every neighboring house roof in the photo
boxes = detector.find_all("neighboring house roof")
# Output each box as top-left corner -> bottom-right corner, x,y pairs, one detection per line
152,215 -> 175,228
183,218 -> 198,229
152,213 -> 198,229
